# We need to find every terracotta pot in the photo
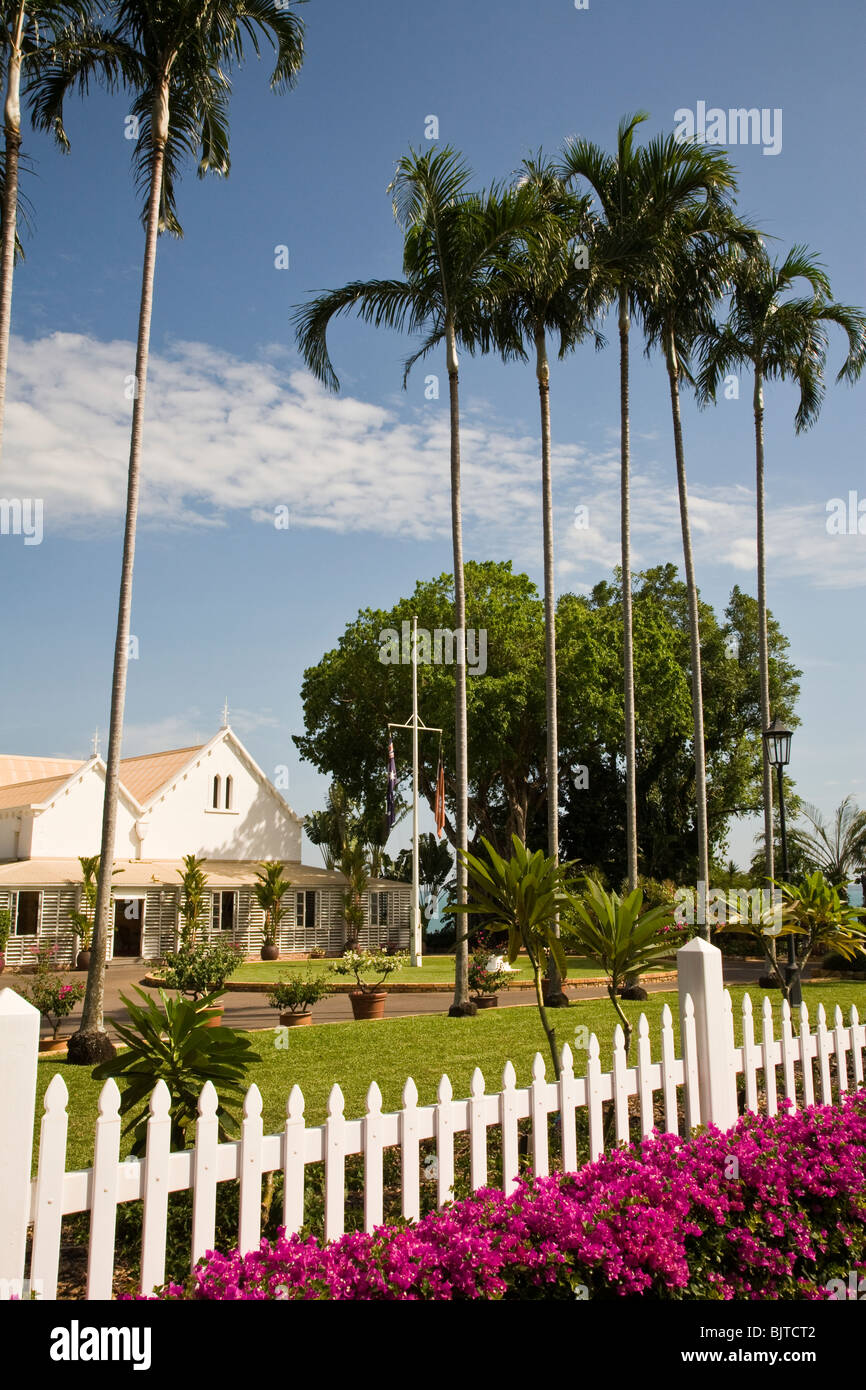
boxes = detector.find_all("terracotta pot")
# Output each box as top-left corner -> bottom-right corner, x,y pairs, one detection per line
39,1038 -> 67,1054
199,1007 -> 224,1029
261,943 -> 280,961
76,950 -> 92,971
472,994 -> 498,1009
279,1011 -> 312,1027
349,990 -> 387,1021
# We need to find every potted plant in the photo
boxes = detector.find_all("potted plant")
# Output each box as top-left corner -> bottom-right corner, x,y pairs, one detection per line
22,943 -> 86,1051
177,853 -> 209,949
254,860 -> 292,961
159,939 -> 244,1026
331,948 -> 408,1020
69,853 -> 102,970
0,908 -> 10,974
266,971 -> 332,1027
468,941 -> 511,1008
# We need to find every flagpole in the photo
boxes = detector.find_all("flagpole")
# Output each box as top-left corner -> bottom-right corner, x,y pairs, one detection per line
411,615 -> 421,967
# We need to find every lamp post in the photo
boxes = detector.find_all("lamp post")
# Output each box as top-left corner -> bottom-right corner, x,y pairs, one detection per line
762,718 -> 801,1007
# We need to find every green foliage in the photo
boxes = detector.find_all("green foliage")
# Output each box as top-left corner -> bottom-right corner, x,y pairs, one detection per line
160,940 -> 244,1002
92,988 -> 260,1156
330,949 -> 409,993
786,796 -> 866,888
177,854 -> 208,948
778,870 -> 866,968
253,860 -> 293,945
564,881 -> 675,993
67,853 -> 103,950
22,943 -> 85,1038
266,972 -> 333,1014
468,946 -> 510,996
0,908 -> 11,953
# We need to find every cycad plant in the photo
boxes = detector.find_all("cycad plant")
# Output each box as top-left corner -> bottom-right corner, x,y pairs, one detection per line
292,146 -> 549,1017
33,0 -> 307,1063
560,113 -> 739,892
698,247 -> 866,890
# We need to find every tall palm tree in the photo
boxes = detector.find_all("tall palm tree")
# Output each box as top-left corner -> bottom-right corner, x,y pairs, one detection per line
788,795 -> 866,890
490,155 -> 606,999
292,147 -> 548,1015
0,2 -> 94,464
697,246 -> 866,892
560,113 -> 738,892
641,200 -> 757,924
32,0 -> 306,1063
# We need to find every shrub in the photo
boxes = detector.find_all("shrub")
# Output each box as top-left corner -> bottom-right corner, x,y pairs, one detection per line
143,1092 -> 866,1301
23,972 -> 85,1039
266,973 -> 333,1014
0,908 -> 11,953
161,940 -> 244,1001
330,949 -> 408,993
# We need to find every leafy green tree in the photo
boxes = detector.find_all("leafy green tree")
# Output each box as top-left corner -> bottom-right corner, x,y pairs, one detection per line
560,112 -> 738,893
292,147 -> 549,1017
34,0 -> 306,1064
697,246 -> 866,888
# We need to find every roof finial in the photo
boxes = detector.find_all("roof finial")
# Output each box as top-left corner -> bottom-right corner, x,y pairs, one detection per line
221,698 -> 230,730
91,727 -> 101,758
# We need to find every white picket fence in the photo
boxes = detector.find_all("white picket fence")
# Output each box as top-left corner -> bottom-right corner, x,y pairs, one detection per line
1,940 -> 864,1301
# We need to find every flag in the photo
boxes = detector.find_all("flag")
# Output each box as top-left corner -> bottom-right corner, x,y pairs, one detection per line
386,737 -> 397,829
435,757 -> 445,839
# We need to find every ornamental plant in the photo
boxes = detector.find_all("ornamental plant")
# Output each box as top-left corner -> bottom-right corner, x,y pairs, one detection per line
92,987 -> 261,1155
254,861 -> 293,947
266,972 -> 333,1015
178,854 -> 209,948
0,908 -> 10,954
161,940 -> 244,1003
141,1090 -> 866,1302
468,946 -> 510,997
330,949 -> 408,994
23,947 -> 85,1040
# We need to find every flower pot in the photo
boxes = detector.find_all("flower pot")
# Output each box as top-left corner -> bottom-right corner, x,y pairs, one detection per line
472,995 -> 498,1009
261,943 -> 280,961
76,950 -> 92,971
199,1006 -> 224,1029
279,1011 -> 312,1027
39,1037 -> 67,1054
349,990 -> 387,1021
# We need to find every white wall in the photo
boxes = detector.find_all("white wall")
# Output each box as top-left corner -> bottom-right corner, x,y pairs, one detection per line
139,738 -> 302,863
28,767 -> 139,859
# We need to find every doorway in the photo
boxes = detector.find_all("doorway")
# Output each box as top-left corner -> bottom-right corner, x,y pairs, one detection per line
113,898 -> 144,957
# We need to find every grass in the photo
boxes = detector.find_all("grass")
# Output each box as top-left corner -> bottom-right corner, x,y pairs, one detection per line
230,953 -> 649,986
33,979 -> 866,1173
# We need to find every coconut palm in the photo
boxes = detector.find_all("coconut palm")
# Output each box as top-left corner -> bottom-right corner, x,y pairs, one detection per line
787,796 -> 866,890
559,113 -> 738,892
32,0 -> 306,1063
641,200 -> 758,927
292,146 -> 549,1017
697,246 -> 866,891
0,2 -> 96,464
489,154 -> 606,999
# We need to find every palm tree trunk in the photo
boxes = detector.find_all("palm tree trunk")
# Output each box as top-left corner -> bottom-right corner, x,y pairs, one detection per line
536,326 -> 566,1005
753,365 -> 775,893
446,319 -> 474,1017
666,331 -> 710,937
619,287 -> 638,890
0,6 -> 25,465
67,122 -> 167,1064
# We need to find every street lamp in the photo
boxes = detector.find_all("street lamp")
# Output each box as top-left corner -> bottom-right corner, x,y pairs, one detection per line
762,718 -> 801,1006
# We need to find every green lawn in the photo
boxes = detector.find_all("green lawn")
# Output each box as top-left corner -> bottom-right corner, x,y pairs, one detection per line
230,953 -> 646,986
33,980 -> 866,1173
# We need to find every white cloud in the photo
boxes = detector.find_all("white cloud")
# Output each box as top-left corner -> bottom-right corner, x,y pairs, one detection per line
5,331 -> 864,590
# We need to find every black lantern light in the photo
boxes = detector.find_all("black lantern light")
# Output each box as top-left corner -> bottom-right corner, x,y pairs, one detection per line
763,717 -> 793,769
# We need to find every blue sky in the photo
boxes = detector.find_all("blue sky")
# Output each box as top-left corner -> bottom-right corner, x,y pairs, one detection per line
1,0 -> 864,872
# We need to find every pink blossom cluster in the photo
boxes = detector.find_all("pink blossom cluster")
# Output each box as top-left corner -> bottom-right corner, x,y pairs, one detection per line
144,1091 -> 866,1301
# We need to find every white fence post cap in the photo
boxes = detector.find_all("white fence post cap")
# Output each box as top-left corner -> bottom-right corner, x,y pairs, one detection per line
0,988 -> 40,1019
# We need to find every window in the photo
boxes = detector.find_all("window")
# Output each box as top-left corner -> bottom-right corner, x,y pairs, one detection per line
212,775 -> 221,809
296,891 -> 317,929
211,890 -> 236,934
369,891 -> 389,928
225,775 -> 233,810
14,890 -> 40,935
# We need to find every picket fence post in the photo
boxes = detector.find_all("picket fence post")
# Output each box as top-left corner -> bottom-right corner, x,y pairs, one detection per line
0,989 -> 40,1294
676,939 -> 738,1130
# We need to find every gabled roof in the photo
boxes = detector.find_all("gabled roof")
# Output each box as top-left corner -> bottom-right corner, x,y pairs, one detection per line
120,744 -> 205,804
0,756 -> 84,786
0,772 -> 78,811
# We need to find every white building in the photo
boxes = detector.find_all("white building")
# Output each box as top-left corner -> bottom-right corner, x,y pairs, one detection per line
0,727 -> 409,966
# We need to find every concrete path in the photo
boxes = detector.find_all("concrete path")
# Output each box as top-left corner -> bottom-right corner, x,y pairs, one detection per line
13,955 -> 779,1042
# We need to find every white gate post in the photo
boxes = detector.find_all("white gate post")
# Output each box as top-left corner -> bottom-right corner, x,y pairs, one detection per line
677,939 -> 738,1131
0,989 -> 41,1289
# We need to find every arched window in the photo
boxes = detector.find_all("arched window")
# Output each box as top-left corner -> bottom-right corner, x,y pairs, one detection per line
212,774 -> 221,809
225,775 -> 233,810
